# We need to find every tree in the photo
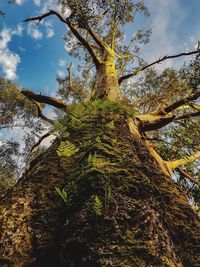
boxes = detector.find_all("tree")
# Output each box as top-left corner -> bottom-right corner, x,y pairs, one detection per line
0,77 -> 47,190
0,1 -> 200,266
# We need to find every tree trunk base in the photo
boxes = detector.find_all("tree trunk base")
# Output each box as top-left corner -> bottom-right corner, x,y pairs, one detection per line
0,111 -> 200,267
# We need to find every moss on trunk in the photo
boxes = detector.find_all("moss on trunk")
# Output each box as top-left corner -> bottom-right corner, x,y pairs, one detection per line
92,54 -> 123,101
0,102 -> 200,267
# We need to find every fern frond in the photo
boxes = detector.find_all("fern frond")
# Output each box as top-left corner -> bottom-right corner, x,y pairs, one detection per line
57,141 -> 79,157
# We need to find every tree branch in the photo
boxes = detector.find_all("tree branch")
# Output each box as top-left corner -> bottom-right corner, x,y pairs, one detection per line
118,50 -> 200,84
177,168 -> 200,186
87,25 -> 111,53
86,25 -> 122,59
21,90 -> 67,109
30,132 -> 51,153
164,92 -> 200,113
31,100 -> 54,125
136,113 -> 175,132
23,10 -> 100,68
67,63 -> 73,91
175,111 -> 200,121
167,150 -> 200,171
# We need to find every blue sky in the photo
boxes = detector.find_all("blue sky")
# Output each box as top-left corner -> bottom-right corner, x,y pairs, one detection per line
0,0 -> 200,97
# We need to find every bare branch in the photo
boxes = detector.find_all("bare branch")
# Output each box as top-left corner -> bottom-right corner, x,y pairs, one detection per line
118,50 -> 200,84
167,150 -> 200,171
21,90 -> 67,109
164,92 -> 200,113
23,10 -> 100,67
30,132 -> 51,153
175,111 -> 200,121
67,63 -> 73,91
31,100 -> 54,125
136,113 -> 175,132
177,168 -> 200,186
23,10 -> 55,23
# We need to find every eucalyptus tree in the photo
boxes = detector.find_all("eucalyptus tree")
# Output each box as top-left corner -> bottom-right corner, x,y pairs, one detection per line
0,1 -> 200,267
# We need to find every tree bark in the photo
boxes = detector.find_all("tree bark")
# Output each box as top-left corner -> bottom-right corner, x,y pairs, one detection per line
0,114 -> 200,267
92,54 -> 123,101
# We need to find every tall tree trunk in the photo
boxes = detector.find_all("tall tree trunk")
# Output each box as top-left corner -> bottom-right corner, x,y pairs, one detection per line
0,109 -> 200,267
92,54 -> 123,101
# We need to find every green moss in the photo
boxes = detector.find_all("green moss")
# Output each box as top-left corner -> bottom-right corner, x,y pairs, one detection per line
50,102 -> 200,267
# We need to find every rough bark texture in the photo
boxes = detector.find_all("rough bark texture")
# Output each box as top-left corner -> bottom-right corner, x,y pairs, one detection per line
0,107 -> 200,267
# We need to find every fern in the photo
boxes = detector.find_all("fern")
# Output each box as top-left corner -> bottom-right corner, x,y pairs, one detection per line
106,120 -> 115,129
88,154 -> 109,168
57,141 -> 79,157
93,195 -> 103,216
55,187 -> 71,205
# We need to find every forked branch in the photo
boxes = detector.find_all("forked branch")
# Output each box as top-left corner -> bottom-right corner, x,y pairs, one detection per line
23,10 -> 100,67
119,50 -> 200,84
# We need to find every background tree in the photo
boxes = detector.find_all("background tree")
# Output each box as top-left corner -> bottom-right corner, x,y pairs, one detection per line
0,77 -> 48,190
0,1 -> 200,267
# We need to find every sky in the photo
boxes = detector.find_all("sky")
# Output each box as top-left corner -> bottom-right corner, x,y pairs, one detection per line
0,0 -> 200,97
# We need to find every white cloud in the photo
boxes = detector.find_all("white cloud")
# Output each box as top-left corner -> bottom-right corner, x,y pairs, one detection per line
41,0 -> 71,17
33,0 -> 41,6
13,25 -> 24,36
0,28 -> 12,50
0,50 -> 20,80
57,70 -> 65,78
142,0 -> 186,71
58,59 -> 66,67
15,0 -> 26,5
44,21 -> 54,39
41,0 -> 59,13
0,25 -> 23,80
27,23 -> 43,40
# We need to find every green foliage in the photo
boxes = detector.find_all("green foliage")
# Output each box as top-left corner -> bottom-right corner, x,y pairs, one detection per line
106,120 -> 115,129
95,136 -> 101,143
0,76 -> 46,178
93,195 -> 103,216
56,141 -> 79,157
127,68 -> 188,113
55,182 -> 77,206
55,187 -> 71,205
90,99 -> 135,117
88,154 -> 110,168
61,99 -> 135,129
52,121 -> 69,137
